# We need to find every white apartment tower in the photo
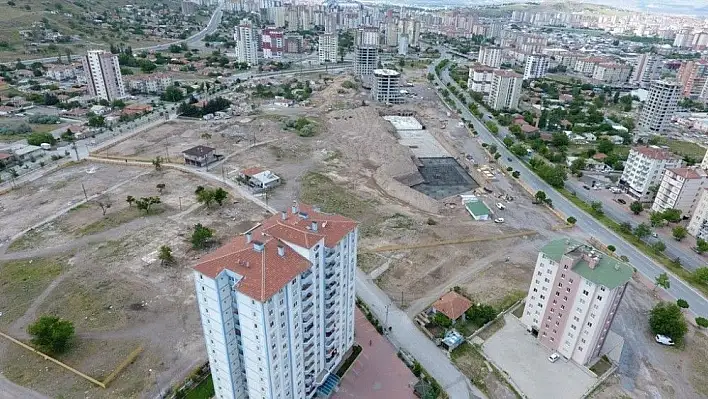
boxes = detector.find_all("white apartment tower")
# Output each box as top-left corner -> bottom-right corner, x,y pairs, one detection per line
354,27 -> 379,85
489,70 -> 523,111
688,189 -> 708,239
82,50 -> 126,101
372,68 -> 404,104
620,146 -> 682,202
630,53 -> 662,88
477,46 -> 502,68
521,239 -> 632,366
651,168 -> 707,215
318,33 -> 338,64
398,34 -> 409,56
234,22 -> 259,66
638,80 -> 680,134
523,54 -> 550,80
467,65 -> 494,94
193,203 -> 358,399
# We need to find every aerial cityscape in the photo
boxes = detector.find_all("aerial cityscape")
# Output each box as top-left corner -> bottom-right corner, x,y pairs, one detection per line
1,0 -> 708,399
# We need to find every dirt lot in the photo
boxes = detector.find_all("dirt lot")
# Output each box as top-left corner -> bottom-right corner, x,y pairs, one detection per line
0,162 -> 266,399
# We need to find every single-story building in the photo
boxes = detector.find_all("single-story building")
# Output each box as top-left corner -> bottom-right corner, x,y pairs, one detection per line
432,291 -> 472,324
0,152 -> 13,163
441,329 -> 465,351
239,167 -> 281,191
12,145 -> 43,161
182,145 -> 217,167
463,199 -> 491,221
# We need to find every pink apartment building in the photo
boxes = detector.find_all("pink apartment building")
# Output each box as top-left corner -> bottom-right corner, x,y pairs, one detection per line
521,239 -> 633,366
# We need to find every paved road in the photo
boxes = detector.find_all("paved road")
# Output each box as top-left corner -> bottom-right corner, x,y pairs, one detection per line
433,54 -> 708,318
2,6 -> 223,65
566,178 -> 706,271
356,269 -> 485,399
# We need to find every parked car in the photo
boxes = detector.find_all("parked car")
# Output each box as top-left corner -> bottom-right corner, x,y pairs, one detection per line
583,185 -> 591,190
496,203 -> 505,210
655,334 -> 674,346
616,198 -> 626,205
494,218 -> 505,223
548,352 -> 561,363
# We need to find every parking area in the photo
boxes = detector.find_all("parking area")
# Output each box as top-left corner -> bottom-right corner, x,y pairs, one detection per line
482,314 -> 596,399
333,309 -> 417,399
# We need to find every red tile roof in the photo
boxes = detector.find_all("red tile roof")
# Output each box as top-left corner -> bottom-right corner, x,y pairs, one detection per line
633,146 -> 675,160
593,153 -> 608,160
241,167 -> 264,177
193,203 -> 357,301
432,291 -> 472,320
668,167 -> 704,179
0,152 -> 12,160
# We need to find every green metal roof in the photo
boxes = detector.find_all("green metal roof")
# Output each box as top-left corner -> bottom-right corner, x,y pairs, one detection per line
464,200 -> 490,217
540,238 -> 633,289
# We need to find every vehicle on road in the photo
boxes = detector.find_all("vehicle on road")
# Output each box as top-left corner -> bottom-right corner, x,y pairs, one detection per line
548,353 -> 560,362
616,198 -> 626,205
583,185 -> 591,190
494,218 -> 505,223
507,157 -> 512,162
496,203 -> 505,210
655,334 -> 674,346
651,232 -> 658,238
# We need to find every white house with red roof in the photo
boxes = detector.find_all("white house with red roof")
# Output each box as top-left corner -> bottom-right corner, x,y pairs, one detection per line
193,202 -> 358,399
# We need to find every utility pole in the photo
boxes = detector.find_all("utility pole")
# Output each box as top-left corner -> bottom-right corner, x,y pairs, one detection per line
81,183 -> 88,201
71,142 -> 80,161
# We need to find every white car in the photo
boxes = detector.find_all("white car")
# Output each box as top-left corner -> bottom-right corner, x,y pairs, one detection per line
494,218 -> 505,223
655,334 -> 674,346
496,203 -> 505,210
548,352 -> 560,363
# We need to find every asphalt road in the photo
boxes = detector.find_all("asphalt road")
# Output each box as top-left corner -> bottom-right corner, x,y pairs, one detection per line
2,6 -> 223,65
433,55 -> 708,318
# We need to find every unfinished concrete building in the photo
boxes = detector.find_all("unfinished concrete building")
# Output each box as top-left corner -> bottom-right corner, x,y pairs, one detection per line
355,26 -> 379,87
372,69 -> 404,104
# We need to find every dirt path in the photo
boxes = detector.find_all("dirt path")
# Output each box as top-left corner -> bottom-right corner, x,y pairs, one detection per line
7,271 -> 73,336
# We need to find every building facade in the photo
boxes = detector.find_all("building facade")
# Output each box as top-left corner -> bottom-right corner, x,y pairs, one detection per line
630,53 -> 662,88
523,54 -> 549,80
262,27 -> 285,59
688,189 -> 708,239
372,68 -> 403,104
592,63 -> 631,84
318,33 -> 338,64
467,65 -> 494,94
234,22 -> 259,66
520,239 -> 632,366
638,80 -> 680,134
651,168 -> 707,215
620,146 -> 682,202
193,203 -> 358,399
677,60 -> 708,99
354,27 -> 379,85
489,70 -> 523,111
477,46 -> 502,68
82,50 -> 126,101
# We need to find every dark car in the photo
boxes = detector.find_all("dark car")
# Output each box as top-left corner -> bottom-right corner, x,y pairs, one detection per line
616,198 -> 627,205
583,185 -> 591,190
507,157 -> 512,162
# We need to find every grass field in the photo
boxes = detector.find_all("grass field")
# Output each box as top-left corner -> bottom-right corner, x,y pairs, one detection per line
185,375 -> 215,399
652,137 -> 707,160
299,172 -> 375,220
0,257 -> 65,327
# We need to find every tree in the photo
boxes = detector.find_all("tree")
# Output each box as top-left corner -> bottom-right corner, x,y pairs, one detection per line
510,143 -> 527,157
652,240 -> 666,253
649,302 -> 687,344
590,201 -> 603,215
191,223 -> 214,249
696,239 -> 708,254
567,216 -> 577,225
465,303 -> 497,327
27,316 -> 75,355
213,187 -> 228,206
161,85 -> 184,102
135,196 -> 161,214
61,129 -> 75,142
655,272 -> 670,291
597,139 -> 614,155
672,226 -> 687,241
512,171 -> 521,178
697,317 -> 708,328
607,245 -> 616,252
432,311 -> 453,328
95,195 -> 112,216
662,208 -> 682,223
676,299 -> 689,309
126,195 -> 135,207
629,201 -> 643,215
88,115 -> 105,127
27,132 -> 56,146
634,223 -> 651,239
156,183 -> 166,194
570,158 -> 586,175
158,245 -> 174,265
503,137 -> 514,147
619,221 -> 633,234
488,144 -> 497,155
649,211 -> 664,227
535,191 -> 547,203
196,188 -> 215,207
694,267 -> 708,284
152,156 -> 163,170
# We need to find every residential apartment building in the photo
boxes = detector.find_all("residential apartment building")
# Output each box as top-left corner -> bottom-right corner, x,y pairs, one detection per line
477,46 -> 502,68
234,22 -> 259,66
651,168 -> 707,215
262,27 -> 285,59
467,65 -> 494,94
284,34 -> 303,54
520,239 -> 632,366
688,189 -> 708,239
82,50 -> 126,101
592,63 -> 631,84
354,27 -> 379,85
574,57 -> 612,76
372,68 -> 403,104
677,60 -> 708,99
318,33 -> 338,64
397,34 -> 409,56
123,74 -> 173,94
489,70 -> 523,111
523,54 -> 549,80
638,80 -> 680,134
630,53 -> 662,88
620,146 -> 682,202
193,203 -> 358,399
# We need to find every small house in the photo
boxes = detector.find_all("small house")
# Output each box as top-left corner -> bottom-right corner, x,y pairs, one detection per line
182,145 -> 217,167
240,167 -> 281,191
431,291 -> 472,324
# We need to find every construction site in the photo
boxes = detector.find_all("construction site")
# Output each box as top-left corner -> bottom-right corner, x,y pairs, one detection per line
1,64 -> 706,399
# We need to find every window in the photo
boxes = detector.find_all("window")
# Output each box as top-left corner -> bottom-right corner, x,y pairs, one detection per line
555,291 -> 560,296
558,282 -> 563,287
563,296 -> 568,301
587,322 -> 593,327
561,273 -> 566,279
564,265 -> 569,270
582,290 -> 589,296
533,288 -> 538,292
537,271 -> 542,276
569,278 -> 574,283
544,278 -> 550,283
576,307 -> 582,313
560,305 -> 565,310
597,295 -> 603,301
566,288 -> 571,293
600,286 -> 606,292
571,324 -> 577,330
581,338 -> 586,344
578,346 -> 583,352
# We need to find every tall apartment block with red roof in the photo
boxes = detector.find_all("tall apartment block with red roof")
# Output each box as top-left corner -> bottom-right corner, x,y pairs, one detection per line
193,202 -> 358,399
